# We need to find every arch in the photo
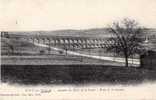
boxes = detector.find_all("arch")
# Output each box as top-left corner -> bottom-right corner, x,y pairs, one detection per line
55,39 -> 59,44
95,44 -> 98,48
60,39 -> 64,44
94,39 -> 98,43
74,39 -> 77,43
73,44 -> 78,49
65,39 -> 69,44
101,44 -> 105,48
86,39 -> 90,44
78,39 -> 82,43
69,39 -> 73,44
83,45 -> 86,48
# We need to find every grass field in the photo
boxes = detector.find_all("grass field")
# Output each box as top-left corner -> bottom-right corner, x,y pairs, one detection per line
1,65 -> 156,85
1,55 -> 124,66
1,37 -> 44,55
0,37 -> 134,66
1,35 -> 156,85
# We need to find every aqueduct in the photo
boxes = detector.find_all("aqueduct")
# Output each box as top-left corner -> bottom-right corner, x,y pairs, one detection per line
22,35 -> 112,50
1,31 -> 155,51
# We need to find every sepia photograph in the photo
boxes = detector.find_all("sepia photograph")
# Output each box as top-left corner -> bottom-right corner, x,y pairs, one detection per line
0,0 -> 156,100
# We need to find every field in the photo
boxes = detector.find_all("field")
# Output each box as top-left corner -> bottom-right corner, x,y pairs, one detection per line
1,65 -> 156,85
1,37 -> 44,55
1,54 -> 124,66
1,34 -> 156,85
1,37 -> 125,66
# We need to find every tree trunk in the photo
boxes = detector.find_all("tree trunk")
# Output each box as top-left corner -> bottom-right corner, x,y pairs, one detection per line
125,56 -> 128,67
124,50 -> 129,67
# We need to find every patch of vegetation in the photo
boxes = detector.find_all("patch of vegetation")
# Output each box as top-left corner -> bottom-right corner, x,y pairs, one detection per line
1,65 -> 156,85
1,37 -> 46,55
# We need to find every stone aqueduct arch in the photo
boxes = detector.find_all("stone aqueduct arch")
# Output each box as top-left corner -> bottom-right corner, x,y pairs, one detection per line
1,31 -> 155,44
22,33 -> 156,50
24,35 -> 114,49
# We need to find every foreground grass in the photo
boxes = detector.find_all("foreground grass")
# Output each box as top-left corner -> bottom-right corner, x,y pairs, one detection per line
1,54 -> 124,66
1,65 -> 156,85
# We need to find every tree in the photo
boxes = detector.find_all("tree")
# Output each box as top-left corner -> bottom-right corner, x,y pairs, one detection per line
106,18 -> 145,67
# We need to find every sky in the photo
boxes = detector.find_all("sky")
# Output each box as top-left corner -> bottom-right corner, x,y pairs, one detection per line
0,0 -> 156,31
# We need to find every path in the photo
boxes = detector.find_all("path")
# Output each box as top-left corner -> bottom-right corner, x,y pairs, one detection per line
33,42 -> 140,66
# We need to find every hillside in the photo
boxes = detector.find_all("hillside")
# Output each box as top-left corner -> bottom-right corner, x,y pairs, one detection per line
2,28 -> 112,38
1,37 -> 47,55
3,28 -> 156,39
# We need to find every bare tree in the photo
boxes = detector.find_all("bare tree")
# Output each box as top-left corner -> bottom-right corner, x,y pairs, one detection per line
107,18 -> 145,67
